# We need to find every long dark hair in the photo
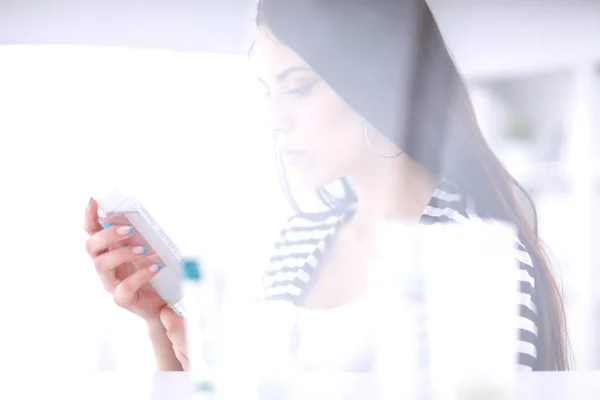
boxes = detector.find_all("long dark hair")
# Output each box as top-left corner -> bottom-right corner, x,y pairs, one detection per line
256,0 -> 571,370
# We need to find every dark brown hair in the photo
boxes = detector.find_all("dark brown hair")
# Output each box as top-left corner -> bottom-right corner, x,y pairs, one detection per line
256,0 -> 571,370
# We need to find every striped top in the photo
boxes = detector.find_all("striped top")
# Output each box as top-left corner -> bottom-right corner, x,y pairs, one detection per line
261,180 -> 539,371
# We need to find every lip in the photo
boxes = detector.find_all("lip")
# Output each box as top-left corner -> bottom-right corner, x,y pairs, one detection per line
280,149 -> 310,165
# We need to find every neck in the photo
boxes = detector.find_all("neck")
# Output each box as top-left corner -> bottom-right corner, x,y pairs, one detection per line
347,155 -> 437,235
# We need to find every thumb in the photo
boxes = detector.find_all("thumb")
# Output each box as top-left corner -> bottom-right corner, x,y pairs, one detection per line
160,306 -> 187,355
84,198 -> 104,235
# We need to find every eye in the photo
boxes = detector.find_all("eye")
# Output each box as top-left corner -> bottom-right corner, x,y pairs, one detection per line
286,81 -> 317,97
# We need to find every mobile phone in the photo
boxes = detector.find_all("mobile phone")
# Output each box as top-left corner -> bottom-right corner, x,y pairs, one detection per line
95,189 -> 185,317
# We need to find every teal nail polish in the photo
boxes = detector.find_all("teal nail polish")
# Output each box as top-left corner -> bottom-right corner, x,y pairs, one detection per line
126,226 -> 134,234
156,263 -> 162,271
133,246 -> 147,255
88,197 -> 93,205
102,222 -> 112,229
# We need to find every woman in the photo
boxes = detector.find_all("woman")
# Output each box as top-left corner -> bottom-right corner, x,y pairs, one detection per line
84,0 -> 570,372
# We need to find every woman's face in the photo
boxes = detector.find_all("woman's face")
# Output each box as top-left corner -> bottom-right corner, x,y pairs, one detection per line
250,26 -> 377,188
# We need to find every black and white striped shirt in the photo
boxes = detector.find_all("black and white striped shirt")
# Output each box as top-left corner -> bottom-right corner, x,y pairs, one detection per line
261,180 -> 539,370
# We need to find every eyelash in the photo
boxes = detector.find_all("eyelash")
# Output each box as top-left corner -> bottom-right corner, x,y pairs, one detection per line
262,82 -> 316,100
287,83 -> 315,97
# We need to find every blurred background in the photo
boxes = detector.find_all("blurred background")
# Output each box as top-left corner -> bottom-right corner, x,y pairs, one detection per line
0,0 -> 598,372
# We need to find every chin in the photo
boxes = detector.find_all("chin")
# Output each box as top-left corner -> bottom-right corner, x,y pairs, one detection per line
287,166 -> 339,190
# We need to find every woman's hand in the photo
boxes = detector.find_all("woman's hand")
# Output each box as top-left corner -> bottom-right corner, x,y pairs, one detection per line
85,198 -> 183,370
160,306 -> 189,370
84,198 -> 166,321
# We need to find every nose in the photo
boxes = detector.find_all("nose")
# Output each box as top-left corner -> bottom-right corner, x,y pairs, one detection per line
269,101 -> 294,136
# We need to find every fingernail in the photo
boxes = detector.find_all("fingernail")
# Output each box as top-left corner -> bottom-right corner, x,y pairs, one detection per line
88,197 -> 93,205
117,226 -> 134,235
133,246 -> 147,255
101,222 -> 112,229
148,263 -> 161,273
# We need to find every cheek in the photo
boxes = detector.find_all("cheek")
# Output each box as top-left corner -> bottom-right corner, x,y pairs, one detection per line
300,94 -> 365,158
294,100 -> 366,186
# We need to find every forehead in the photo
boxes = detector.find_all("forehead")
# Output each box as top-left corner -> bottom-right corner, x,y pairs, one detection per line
250,27 -> 311,80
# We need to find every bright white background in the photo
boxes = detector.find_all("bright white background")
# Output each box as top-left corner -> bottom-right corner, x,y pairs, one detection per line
0,46 -> 292,371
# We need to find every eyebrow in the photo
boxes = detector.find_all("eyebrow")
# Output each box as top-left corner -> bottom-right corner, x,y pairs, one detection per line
256,66 -> 315,84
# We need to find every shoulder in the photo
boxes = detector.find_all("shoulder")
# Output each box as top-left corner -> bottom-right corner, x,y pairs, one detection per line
259,208 -> 347,301
439,180 -> 539,369
442,180 -> 538,301
272,210 -> 345,252
420,180 -> 470,225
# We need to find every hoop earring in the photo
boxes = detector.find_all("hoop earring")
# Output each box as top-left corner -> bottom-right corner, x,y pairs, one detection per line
364,122 -> 403,159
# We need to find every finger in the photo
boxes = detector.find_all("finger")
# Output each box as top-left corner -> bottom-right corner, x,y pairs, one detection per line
92,245 -> 150,274
98,270 -> 120,293
97,253 -> 161,293
84,198 -> 104,236
160,307 -> 187,355
112,263 -> 161,308
174,348 -> 189,371
85,224 -> 135,257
